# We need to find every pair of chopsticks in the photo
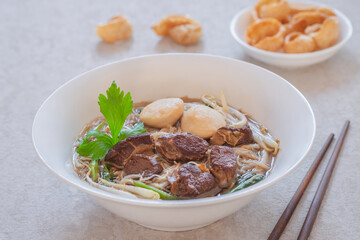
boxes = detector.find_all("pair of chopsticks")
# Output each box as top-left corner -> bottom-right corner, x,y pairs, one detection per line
268,120 -> 350,240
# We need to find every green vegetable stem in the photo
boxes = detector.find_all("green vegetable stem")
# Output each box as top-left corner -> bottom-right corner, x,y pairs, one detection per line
102,165 -> 113,181
133,180 -> 179,200
228,174 -> 264,193
95,121 -> 106,131
90,159 -> 100,182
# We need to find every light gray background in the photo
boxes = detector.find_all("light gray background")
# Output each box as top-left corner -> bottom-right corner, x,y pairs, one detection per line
1,0 -> 359,239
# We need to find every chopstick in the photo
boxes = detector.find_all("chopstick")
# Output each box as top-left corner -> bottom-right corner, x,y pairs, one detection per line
298,120 -> 350,240
268,133 -> 334,240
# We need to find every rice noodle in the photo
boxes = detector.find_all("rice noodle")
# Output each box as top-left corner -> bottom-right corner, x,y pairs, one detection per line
248,121 -> 279,154
233,147 -> 259,160
241,160 -> 270,171
201,94 -> 247,127
219,90 -> 229,113
150,126 -> 181,141
119,173 -> 142,183
151,181 -> 170,190
85,172 -> 138,199
99,178 -> 160,200
240,144 -> 261,151
259,150 -> 270,164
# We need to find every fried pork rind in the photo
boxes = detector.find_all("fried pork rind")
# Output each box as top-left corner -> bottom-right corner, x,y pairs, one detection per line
284,32 -> 316,53
289,6 -> 335,16
254,0 -> 291,22
152,15 -> 193,36
317,8 -> 336,17
286,7 -> 338,34
285,11 -> 326,34
169,23 -> 202,46
96,15 -> 132,43
292,11 -> 326,26
247,0 -> 340,53
152,15 -> 202,45
246,18 -> 285,52
288,7 -> 317,16
310,16 -> 339,49
304,23 -> 322,35
284,18 -> 307,35
251,9 -> 261,22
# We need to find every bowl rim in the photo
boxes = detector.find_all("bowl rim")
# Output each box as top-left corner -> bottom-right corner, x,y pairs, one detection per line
32,53 -> 316,207
230,1 -> 353,58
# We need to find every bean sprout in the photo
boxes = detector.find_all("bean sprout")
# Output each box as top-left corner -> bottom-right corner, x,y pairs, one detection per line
201,94 -> 247,127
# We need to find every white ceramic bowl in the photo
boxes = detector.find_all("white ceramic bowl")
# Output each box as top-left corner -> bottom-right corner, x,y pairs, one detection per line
32,54 -> 315,231
230,2 -> 353,68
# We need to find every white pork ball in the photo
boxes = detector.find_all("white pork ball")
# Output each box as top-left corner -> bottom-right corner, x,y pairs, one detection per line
140,98 -> 184,128
181,105 -> 226,138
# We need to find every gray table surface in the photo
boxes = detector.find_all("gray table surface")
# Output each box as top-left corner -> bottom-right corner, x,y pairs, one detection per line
1,0 -> 359,239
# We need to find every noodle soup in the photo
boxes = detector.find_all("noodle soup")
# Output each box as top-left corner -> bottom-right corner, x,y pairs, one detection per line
73,82 -> 279,200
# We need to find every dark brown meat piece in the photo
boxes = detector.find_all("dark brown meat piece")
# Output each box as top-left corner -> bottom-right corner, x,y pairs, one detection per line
155,133 -> 209,162
104,133 -> 154,168
210,145 -> 237,188
123,154 -> 163,178
170,163 -> 218,198
210,126 -> 254,146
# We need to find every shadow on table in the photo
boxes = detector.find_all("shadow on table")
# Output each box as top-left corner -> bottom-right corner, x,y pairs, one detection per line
95,38 -> 134,56
238,48 -> 359,95
154,37 -> 204,53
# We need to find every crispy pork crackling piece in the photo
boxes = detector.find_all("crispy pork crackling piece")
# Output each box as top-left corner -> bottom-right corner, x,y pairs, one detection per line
96,15 -> 132,43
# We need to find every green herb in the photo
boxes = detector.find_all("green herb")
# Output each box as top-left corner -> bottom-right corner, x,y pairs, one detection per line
119,122 -> 147,141
102,165 -> 113,181
225,173 -> 254,194
89,159 -> 100,182
133,180 -> 179,200
228,174 -> 264,193
76,81 -> 146,177
78,121 -> 106,145
98,81 -> 133,145
77,130 -> 113,160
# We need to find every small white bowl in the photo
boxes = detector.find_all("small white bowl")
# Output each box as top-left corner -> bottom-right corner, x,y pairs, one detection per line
230,2 -> 353,68
32,54 -> 315,231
